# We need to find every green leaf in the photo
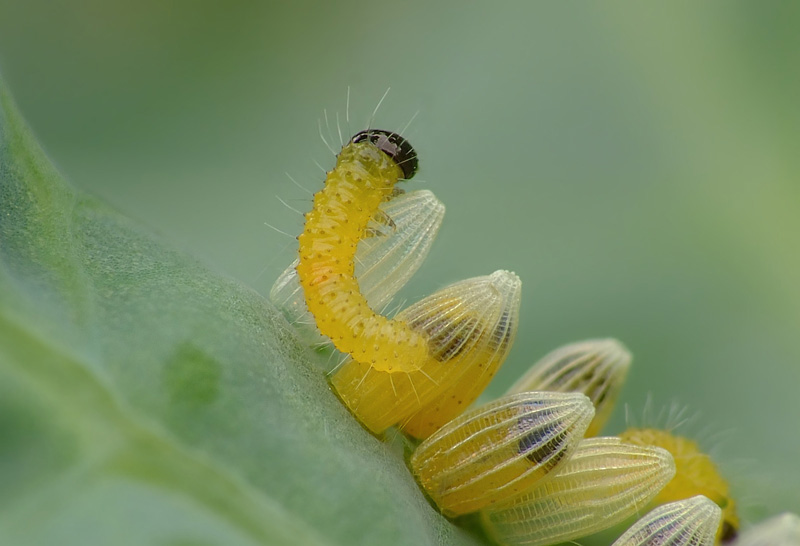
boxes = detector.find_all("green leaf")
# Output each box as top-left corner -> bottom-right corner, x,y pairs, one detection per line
0,81 -> 484,546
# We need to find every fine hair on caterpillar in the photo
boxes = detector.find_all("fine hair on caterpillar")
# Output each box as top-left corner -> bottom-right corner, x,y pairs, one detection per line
293,103 -> 521,437
316,88 -> 420,162
588,394 -> 741,543
268,98 -> 775,546
271,188 -> 446,353
295,127 -> 425,372
332,269 -> 520,438
618,418 -> 740,542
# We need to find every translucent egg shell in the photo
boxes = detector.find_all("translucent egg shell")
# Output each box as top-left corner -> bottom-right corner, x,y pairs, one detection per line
270,189 -> 445,349
330,270 -> 521,437
400,269 -> 522,438
507,338 -> 631,436
611,495 -> 722,546
411,391 -> 594,516
481,437 -> 676,546
619,428 -> 738,542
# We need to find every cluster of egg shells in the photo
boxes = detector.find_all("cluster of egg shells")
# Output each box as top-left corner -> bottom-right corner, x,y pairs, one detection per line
272,189 -> 798,546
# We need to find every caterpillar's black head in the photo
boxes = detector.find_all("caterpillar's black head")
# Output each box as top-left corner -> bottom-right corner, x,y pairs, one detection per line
351,129 -> 418,180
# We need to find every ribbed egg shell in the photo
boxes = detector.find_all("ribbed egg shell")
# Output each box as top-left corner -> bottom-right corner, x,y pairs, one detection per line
411,391 -> 594,516
331,270 -> 521,436
508,338 -> 631,437
481,437 -> 676,546
270,189 -> 445,350
612,495 -> 722,546
399,269 -> 522,438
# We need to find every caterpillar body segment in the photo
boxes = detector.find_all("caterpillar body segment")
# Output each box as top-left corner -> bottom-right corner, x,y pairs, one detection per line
410,391 -> 594,516
271,189 -> 445,349
296,129 -> 521,437
481,437 -> 676,546
612,495 -> 722,546
296,130 -> 430,373
330,270 -> 521,436
508,338 -> 631,437
620,428 -> 739,543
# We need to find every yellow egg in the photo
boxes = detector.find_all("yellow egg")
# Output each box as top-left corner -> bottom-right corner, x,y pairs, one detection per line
411,391 -> 594,516
619,428 -> 739,543
293,129 -> 523,437
330,270 -> 521,437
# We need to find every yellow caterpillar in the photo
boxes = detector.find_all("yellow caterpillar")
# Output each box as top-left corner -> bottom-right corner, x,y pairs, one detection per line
296,129 -> 427,373
330,269 -> 520,437
297,129 -> 520,437
619,428 -> 739,543
290,126 -> 746,546
272,188 -> 445,351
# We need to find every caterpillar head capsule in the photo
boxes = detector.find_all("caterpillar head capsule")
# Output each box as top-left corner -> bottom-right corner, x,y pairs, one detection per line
330,270 -> 521,437
619,428 -> 739,543
611,495 -> 722,546
410,391 -> 595,516
350,129 -> 418,180
481,437 -> 676,546
271,189 -> 445,350
507,338 -> 632,437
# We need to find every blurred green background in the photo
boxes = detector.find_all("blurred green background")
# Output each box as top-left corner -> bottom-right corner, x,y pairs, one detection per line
1,0 -> 798,523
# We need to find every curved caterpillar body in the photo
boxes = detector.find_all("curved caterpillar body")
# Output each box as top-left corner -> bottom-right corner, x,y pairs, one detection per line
272,189 -> 445,350
331,269 -> 521,437
619,428 -> 739,543
297,129 -> 521,437
297,129 -> 429,374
